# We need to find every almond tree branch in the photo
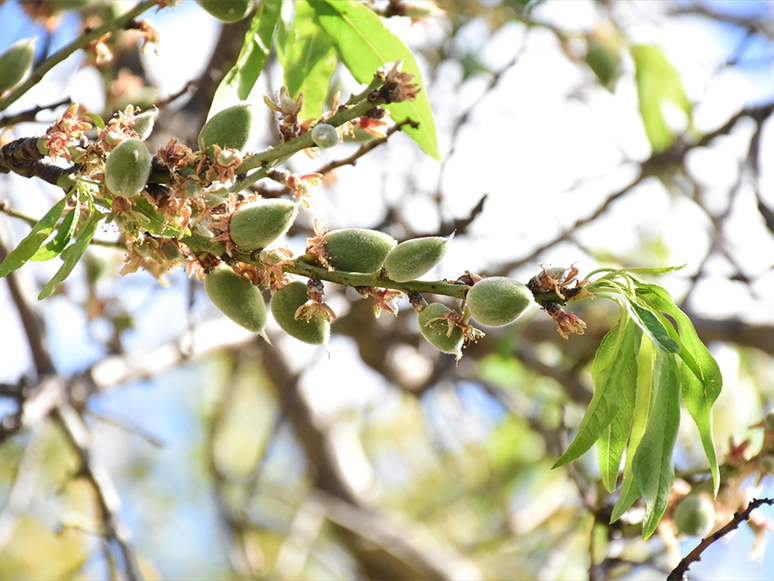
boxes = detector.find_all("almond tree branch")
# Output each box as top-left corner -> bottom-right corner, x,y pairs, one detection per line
0,0 -> 158,113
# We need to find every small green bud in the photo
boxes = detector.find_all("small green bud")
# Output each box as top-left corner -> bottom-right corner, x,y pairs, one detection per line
0,38 -> 36,92
417,302 -> 463,357
204,264 -> 267,336
229,199 -> 298,252
324,229 -> 397,273
384,236 -> 450,283
466,277 -> 533,327
271,281 -> 330,345
216,149 -> 237,166
104,138 -> 151,198
105,131 -> 122,146
196,0 -> 253,22
132,107 -> 158,140
311,123 -> 339,148
673,495 -> 715,538
764,411 -> 774,431
198,103 -> 253,155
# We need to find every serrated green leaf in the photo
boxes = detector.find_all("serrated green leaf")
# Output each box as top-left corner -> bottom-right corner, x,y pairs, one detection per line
309,0 -> 440,160
636,283 -> 722,494
626,296 -> 680,354
0,196 -> 69,277
611,336 -> 654,523
38,211 -> 101,299
209,0 -> 282,116
631,44 -> 691,153
30,202 -> 80,262
598,329 -> 639,492
554,319 -> 637,468
633,351 -> 680,539
284,0 -> 337,120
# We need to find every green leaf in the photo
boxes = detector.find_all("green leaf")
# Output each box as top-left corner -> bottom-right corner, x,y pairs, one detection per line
554,318 -> 637,468
598,329 -> 639,492
626,296 -> 680,354
0,196 -> 68,277
30,201 -> 80,262
38,211 -> 101,299
309,0 -> 440,160
283,0 -> 337,120
84,112 -> 105,129
630,44 -> 691,153
209,0 -> 282,116
632,351 -> 680,539
132,197 -> 182,238
611,337 -> 655,523
636,283 -> 722,494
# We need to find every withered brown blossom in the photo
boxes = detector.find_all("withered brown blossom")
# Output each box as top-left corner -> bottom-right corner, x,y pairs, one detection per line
305,219 -> 332,269
260,247 -> 294,290
380,60 -> 421,103
544,301 -> 587,339
158,138 -> 196,172
267,168 -> 322,207
86,32 -> 113,65
264,87 -> 314,142
295,279 -> 337,322
371,288 -> 402,317
45,103 -> 92,162
135,20 -> 161,55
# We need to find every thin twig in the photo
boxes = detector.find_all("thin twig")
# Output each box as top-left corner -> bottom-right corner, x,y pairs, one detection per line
667,497 -> 774,581
314,119 -> 418,176
0,97 -> 72,128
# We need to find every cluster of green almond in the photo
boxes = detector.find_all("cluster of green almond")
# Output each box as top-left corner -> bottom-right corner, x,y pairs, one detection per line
203,212 -> 535,356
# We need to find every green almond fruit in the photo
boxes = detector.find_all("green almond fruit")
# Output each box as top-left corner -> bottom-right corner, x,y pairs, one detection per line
271,281 -> 330,345
324,229 -> 396,273
311,123 -> 339,148
229,199 -> 298,252
0,38 -> 36,92
104,138 -> 151,198
466,277 -> 533,327
198,102 -> 253,155
418,303 -> 463,356
196,0 -> 253,22
673,495 -> 715,538
204,264 -> 267,335
384,236 -> 449,283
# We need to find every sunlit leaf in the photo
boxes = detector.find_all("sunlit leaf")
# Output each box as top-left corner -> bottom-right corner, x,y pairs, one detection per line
636,283 -> 722,494
283,0 -> 337,120
38,210 -> 101,299
0,196 -> 68,277
598,329 -> 639,492
626,296 -> 680,354
554,319 -> 637,467
632,351 -> 680,539
309,0 -> 440,160
209,0 -> 282,116
30,200 -> 80,262
611,338 -> 654,522
631,43 -> 691,153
